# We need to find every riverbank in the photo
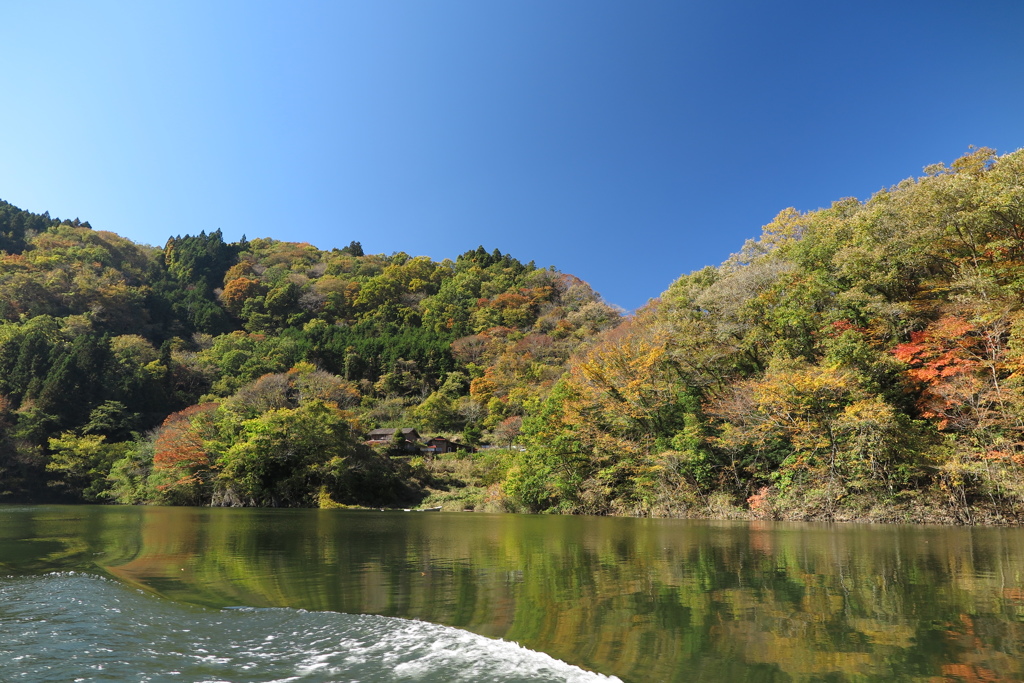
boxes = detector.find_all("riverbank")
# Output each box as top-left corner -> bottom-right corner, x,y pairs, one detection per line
407,453 -> 1024,526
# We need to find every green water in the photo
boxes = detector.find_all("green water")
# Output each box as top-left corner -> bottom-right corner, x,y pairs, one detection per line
3,505 -> 1024,682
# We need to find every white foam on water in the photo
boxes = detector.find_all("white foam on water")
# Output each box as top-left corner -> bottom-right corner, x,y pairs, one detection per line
303,613 -> 621,682
0,573 -> 621,683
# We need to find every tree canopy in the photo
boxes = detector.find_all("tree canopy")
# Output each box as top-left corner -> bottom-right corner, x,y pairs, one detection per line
0,200 -> 620,507
7,147 -> 1024,522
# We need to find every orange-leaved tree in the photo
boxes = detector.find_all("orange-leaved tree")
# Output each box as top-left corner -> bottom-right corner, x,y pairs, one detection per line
151,403 -> 218,504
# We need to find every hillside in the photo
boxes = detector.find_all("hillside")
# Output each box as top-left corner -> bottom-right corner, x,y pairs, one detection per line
0,206 -> 620,506
6,147 -> 1024,523
517,147 -> 1024,523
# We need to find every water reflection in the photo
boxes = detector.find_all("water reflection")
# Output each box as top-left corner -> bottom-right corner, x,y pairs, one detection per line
3,505 -> 1024,682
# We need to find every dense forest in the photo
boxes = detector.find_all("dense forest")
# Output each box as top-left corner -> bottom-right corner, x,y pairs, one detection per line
0,201 -> 620,509
3,147 -> 1024,523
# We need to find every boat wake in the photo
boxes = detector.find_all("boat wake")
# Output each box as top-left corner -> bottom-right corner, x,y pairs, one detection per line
0,573 -> 620,682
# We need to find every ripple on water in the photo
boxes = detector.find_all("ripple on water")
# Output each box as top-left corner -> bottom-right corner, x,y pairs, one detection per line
0,573 -> 620,682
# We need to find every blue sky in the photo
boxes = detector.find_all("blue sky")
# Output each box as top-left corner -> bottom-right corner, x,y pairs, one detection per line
2,1 -> 1023,311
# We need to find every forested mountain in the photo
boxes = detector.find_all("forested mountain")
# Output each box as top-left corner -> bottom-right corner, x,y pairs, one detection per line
515,147 -> 1024,523
0,203 -> 619,506
5,147 -> 1024,523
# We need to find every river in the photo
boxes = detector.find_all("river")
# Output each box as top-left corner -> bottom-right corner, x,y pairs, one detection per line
2,505 -> 1023,681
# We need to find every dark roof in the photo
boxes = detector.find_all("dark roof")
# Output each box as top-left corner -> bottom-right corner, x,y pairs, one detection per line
367,428 -> 420,439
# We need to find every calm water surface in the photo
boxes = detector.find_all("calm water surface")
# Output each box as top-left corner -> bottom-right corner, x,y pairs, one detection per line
2,506 -> 1024,682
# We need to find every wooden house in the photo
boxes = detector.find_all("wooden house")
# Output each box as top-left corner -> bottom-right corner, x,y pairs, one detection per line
422,436 -> 476,455
366,428 -> 421,452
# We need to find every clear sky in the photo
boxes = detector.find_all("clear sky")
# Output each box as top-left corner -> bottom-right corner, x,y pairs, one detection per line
2,1 -> 1022,311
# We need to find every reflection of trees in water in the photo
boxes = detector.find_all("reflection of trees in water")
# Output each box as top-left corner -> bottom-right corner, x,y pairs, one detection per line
22,507 -> 1024,683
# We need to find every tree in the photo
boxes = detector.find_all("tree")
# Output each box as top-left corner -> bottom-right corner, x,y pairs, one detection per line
164,229 -> 236,292
221,277 -> 267,317
38,334 -> 113,433
151,403 -> 218,504
46,432 -> 122,501
491,415 -> 522,447
510,380 -> 591,512
341,240 -> 364,257
216,400 -> 367,507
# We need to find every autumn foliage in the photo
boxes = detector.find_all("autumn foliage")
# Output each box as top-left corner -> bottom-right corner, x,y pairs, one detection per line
506,147 -> 1024,522
11,148 -> 1024,521
153,403 -> 218,501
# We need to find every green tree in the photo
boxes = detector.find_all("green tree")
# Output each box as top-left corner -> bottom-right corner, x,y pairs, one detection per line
46,432 -> 123,501
217,400 -> 362,506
